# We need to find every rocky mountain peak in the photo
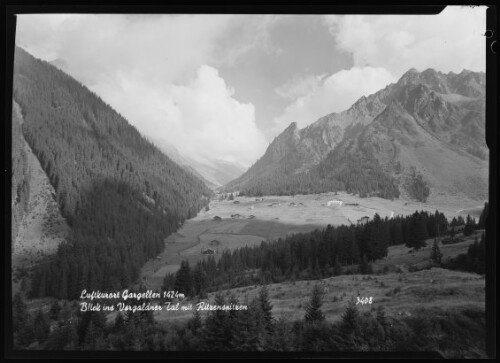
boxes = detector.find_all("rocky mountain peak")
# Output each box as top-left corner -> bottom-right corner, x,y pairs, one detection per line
284,121 -> 298,132
225,67 -> 486,201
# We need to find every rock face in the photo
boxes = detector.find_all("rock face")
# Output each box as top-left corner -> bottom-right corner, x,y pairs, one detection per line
11,101 -> 70,274
226,81 -> 395,190
12,101 -> 30,242
225,68 -> 487,202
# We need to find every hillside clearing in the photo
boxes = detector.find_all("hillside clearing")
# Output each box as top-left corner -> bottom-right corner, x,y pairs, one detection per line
116,267 -> 485,325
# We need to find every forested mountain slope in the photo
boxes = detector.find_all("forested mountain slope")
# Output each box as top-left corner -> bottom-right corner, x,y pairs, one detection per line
12,46 -> 211,299
225,81 -> 395,192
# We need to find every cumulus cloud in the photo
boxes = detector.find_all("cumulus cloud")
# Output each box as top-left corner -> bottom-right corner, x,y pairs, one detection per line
167,66 -> 268,167
15,10 -> 487,161
81,65 -> 267,168
272,67 -> 396,133
275,73 -> 326,100
16,14 -> 268,168
323,6 -> 487,78
271,6 -> 486,134
16,14 -> 235,86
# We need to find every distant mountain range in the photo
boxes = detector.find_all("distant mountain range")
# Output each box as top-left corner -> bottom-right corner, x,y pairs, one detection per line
224,68 -> 487,202
155,141 -> 246,189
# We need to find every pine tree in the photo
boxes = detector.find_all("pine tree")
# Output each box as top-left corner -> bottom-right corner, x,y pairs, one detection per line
270,315 -> 293,351
304,284 -> 325,323
231,295 -> 267,351
59,264 -> 69,299
478,202 -> 488,229
188,306 -> 202,335
430,238 -> 443,265
192,264 -> 207,298
246,297 -> 267,351
333,256 -> 342,276
174,260 -> 193,297
226,294 -> 242,349
464,214 -> 475,236
449,225 -> 456,239
340,299 -> 359,335
407,212 -> 428,250
203,293 -> 230,351
359,254 -> 373,274
12,293 -> 28,332
33,308 -> 50,343
258,286 -> 274,334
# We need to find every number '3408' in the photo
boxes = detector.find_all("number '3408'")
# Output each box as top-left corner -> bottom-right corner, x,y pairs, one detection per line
356,296 -> 373,305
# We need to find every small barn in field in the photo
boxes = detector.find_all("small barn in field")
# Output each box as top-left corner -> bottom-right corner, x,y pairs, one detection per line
202,248 -> 216,255
357,216 -> 369,225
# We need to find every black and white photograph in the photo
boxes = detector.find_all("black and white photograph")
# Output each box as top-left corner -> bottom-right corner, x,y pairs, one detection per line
5,4 -> 496,359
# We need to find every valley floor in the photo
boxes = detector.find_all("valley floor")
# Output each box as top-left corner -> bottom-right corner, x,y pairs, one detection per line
140,192 -> 484,290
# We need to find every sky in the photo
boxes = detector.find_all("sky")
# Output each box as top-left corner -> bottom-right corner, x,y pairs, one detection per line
15,6 -> 487,169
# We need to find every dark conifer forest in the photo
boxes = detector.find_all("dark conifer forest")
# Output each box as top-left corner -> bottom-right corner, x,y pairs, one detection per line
12,47 -> 211,299
12,285 -> 486,357
233,150 -> 401,199
162,210 -> 452,296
